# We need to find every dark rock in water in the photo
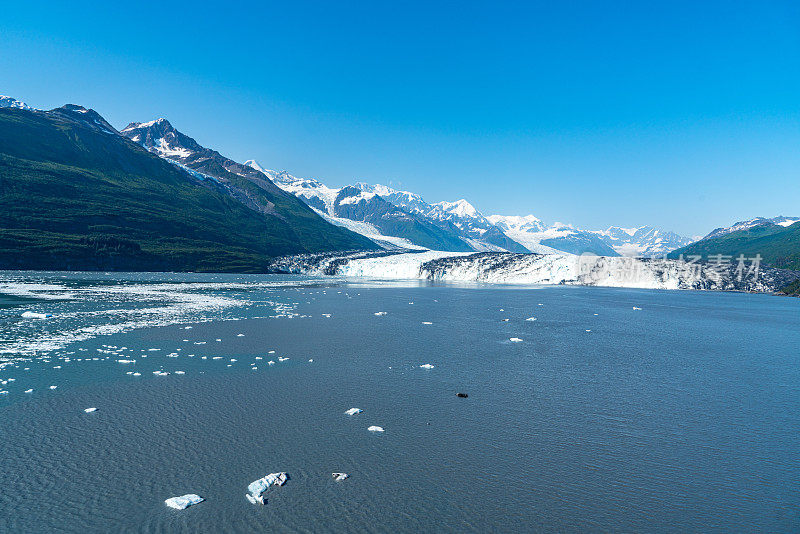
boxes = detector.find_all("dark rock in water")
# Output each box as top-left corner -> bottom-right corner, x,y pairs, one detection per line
456,392 -> 469,398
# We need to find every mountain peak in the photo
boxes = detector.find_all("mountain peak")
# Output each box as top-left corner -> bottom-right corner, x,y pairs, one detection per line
244,159 -> 269,174
0,95 -> 33,110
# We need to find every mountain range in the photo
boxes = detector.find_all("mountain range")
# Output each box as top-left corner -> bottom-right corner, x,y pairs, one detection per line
1,93 -> 798,281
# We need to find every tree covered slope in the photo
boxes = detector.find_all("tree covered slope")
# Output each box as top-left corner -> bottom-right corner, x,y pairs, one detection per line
0,106 -> 376,272
669,221 -> 800,271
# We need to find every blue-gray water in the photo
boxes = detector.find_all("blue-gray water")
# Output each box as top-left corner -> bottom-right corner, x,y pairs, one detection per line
1,272 -> 799,533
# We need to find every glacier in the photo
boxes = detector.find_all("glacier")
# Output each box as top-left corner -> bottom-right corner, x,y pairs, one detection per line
269,250 -> 800,293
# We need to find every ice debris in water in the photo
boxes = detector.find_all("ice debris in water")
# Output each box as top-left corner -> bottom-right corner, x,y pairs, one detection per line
21,311 -> 52,319
332,473 -> 349,481
165,494 -> 204,510
24,389 -> 33,393
345,408 -> 363,415
308,359 -> 313,363
84,407 -> 97,413
49,385 -> 57,390
525,317 -> 537,322
368,425 -> 385,432
509,338 -> 522,343
237,333 -> 245,337
373,312 -> 387,316
246,472 -> 288,505
419,364 -> 435,369
278,357 -> 289,362
632,306 -> 642,310
422,321 -> 433,325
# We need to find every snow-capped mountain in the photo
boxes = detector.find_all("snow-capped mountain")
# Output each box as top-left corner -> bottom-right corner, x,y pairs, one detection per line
701,216 -> 800,241
0,95 -> 32,110
592,226 -> 695,256
354,184 -> 529,252
487,215 -> 619,256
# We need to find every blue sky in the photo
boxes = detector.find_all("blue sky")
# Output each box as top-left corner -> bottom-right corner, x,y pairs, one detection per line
2,1 -> 799,235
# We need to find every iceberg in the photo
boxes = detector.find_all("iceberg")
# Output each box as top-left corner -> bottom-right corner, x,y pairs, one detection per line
246,472 -> 288,504
374,312 -> 387,316
368,425 -> 385,432
164,494 -> 204,510
84,407 -> 97,413
509,337 -> 522,343
419,364 -> 435,369
21,311 -> 52,319
332,473 -> 349,481
525,317 -> 537,321
422,321 -> 433,325
632,306 -> 642,310
345,408 -> 363,415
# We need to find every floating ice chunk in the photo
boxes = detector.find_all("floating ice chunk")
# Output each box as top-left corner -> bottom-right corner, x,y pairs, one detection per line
268,350 -> 276,354
585,329 -> 591,332
174,371 -> 185,375
237,334 -> 245,337
632,307 -> 642,310
152,371 -> 169,376
215,339 -> 222,342
368,426 -> 384,432
332,473 -> 349,481
117,359 -> 136,364
422,321 -> 433,325
268,360 -> 275,365
21,311 -> 52,319
24,389 -> 33,393
49,385 -> 57,390
308,359 -> 313,363
419,364 -> 435,369
278,357 -> 289,362
509,338 -> 522,343
132,372 -> 141,377
501,318 -> 509,322
525,317 -> 537,322
246,472 -> 288,504
165,494 -> 204,510
84,407 -> 97,413
374,312 -> 387,316
345,408 -> 363,415
212,357 -> 222,360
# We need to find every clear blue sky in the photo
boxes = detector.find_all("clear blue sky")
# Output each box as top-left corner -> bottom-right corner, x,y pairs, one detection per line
2,1 -> 799,236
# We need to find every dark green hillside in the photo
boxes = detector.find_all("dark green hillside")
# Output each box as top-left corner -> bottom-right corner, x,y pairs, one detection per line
669,222 -> 800,271
0,107 -> 376,272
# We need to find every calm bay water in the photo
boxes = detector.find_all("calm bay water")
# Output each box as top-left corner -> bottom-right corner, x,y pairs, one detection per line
0,272 -> 799,533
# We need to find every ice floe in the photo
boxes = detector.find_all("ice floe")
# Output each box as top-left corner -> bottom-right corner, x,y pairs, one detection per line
165,494 -> 204,510
373,312 -> 387,316
21,311 -> 52,319
84,407 -> 97,413
419,364 -> 435,369
332,473 -> 349,481
509,337 -> 522,343
246,472 -> 287,505
368,425 -> 385,432
345,408 -> 363,415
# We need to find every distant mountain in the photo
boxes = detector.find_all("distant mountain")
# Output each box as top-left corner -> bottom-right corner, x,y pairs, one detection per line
0,104 -> 375,272
0,95 -> 32,111
355,184 -> 529,252
702,216 -> 800,241
592,226 -> 695,256
487,215 -> 620,256
670,218 -> 800,270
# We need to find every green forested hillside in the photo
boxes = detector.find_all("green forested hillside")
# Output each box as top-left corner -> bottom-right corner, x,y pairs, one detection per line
0,107 -> 376,272
670,222 -> 800,271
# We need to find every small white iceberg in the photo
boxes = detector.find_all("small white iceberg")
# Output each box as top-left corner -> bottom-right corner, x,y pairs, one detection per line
509,338 -> 523,343
84,407 -> 97,413
21,311 -> 52,319
373,312 -> 387,316
237,333 -> 245,337
419,364 -> 435,369
368,425 -> 384,432
165,494 -> 204,510
632,307 -> 642,310
24,389 -> 33,394
422,321 -> 433,325
246,472 -> 287,505
525,317 -> 537,322
345,408 -> 363,415
49,385 -> 57,390
332,473 -> 349,481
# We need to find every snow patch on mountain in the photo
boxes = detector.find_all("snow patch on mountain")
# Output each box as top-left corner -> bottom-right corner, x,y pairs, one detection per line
0,96 -> 33,110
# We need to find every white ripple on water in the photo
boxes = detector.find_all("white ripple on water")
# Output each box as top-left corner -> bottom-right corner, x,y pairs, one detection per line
0,277 -> 308,359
